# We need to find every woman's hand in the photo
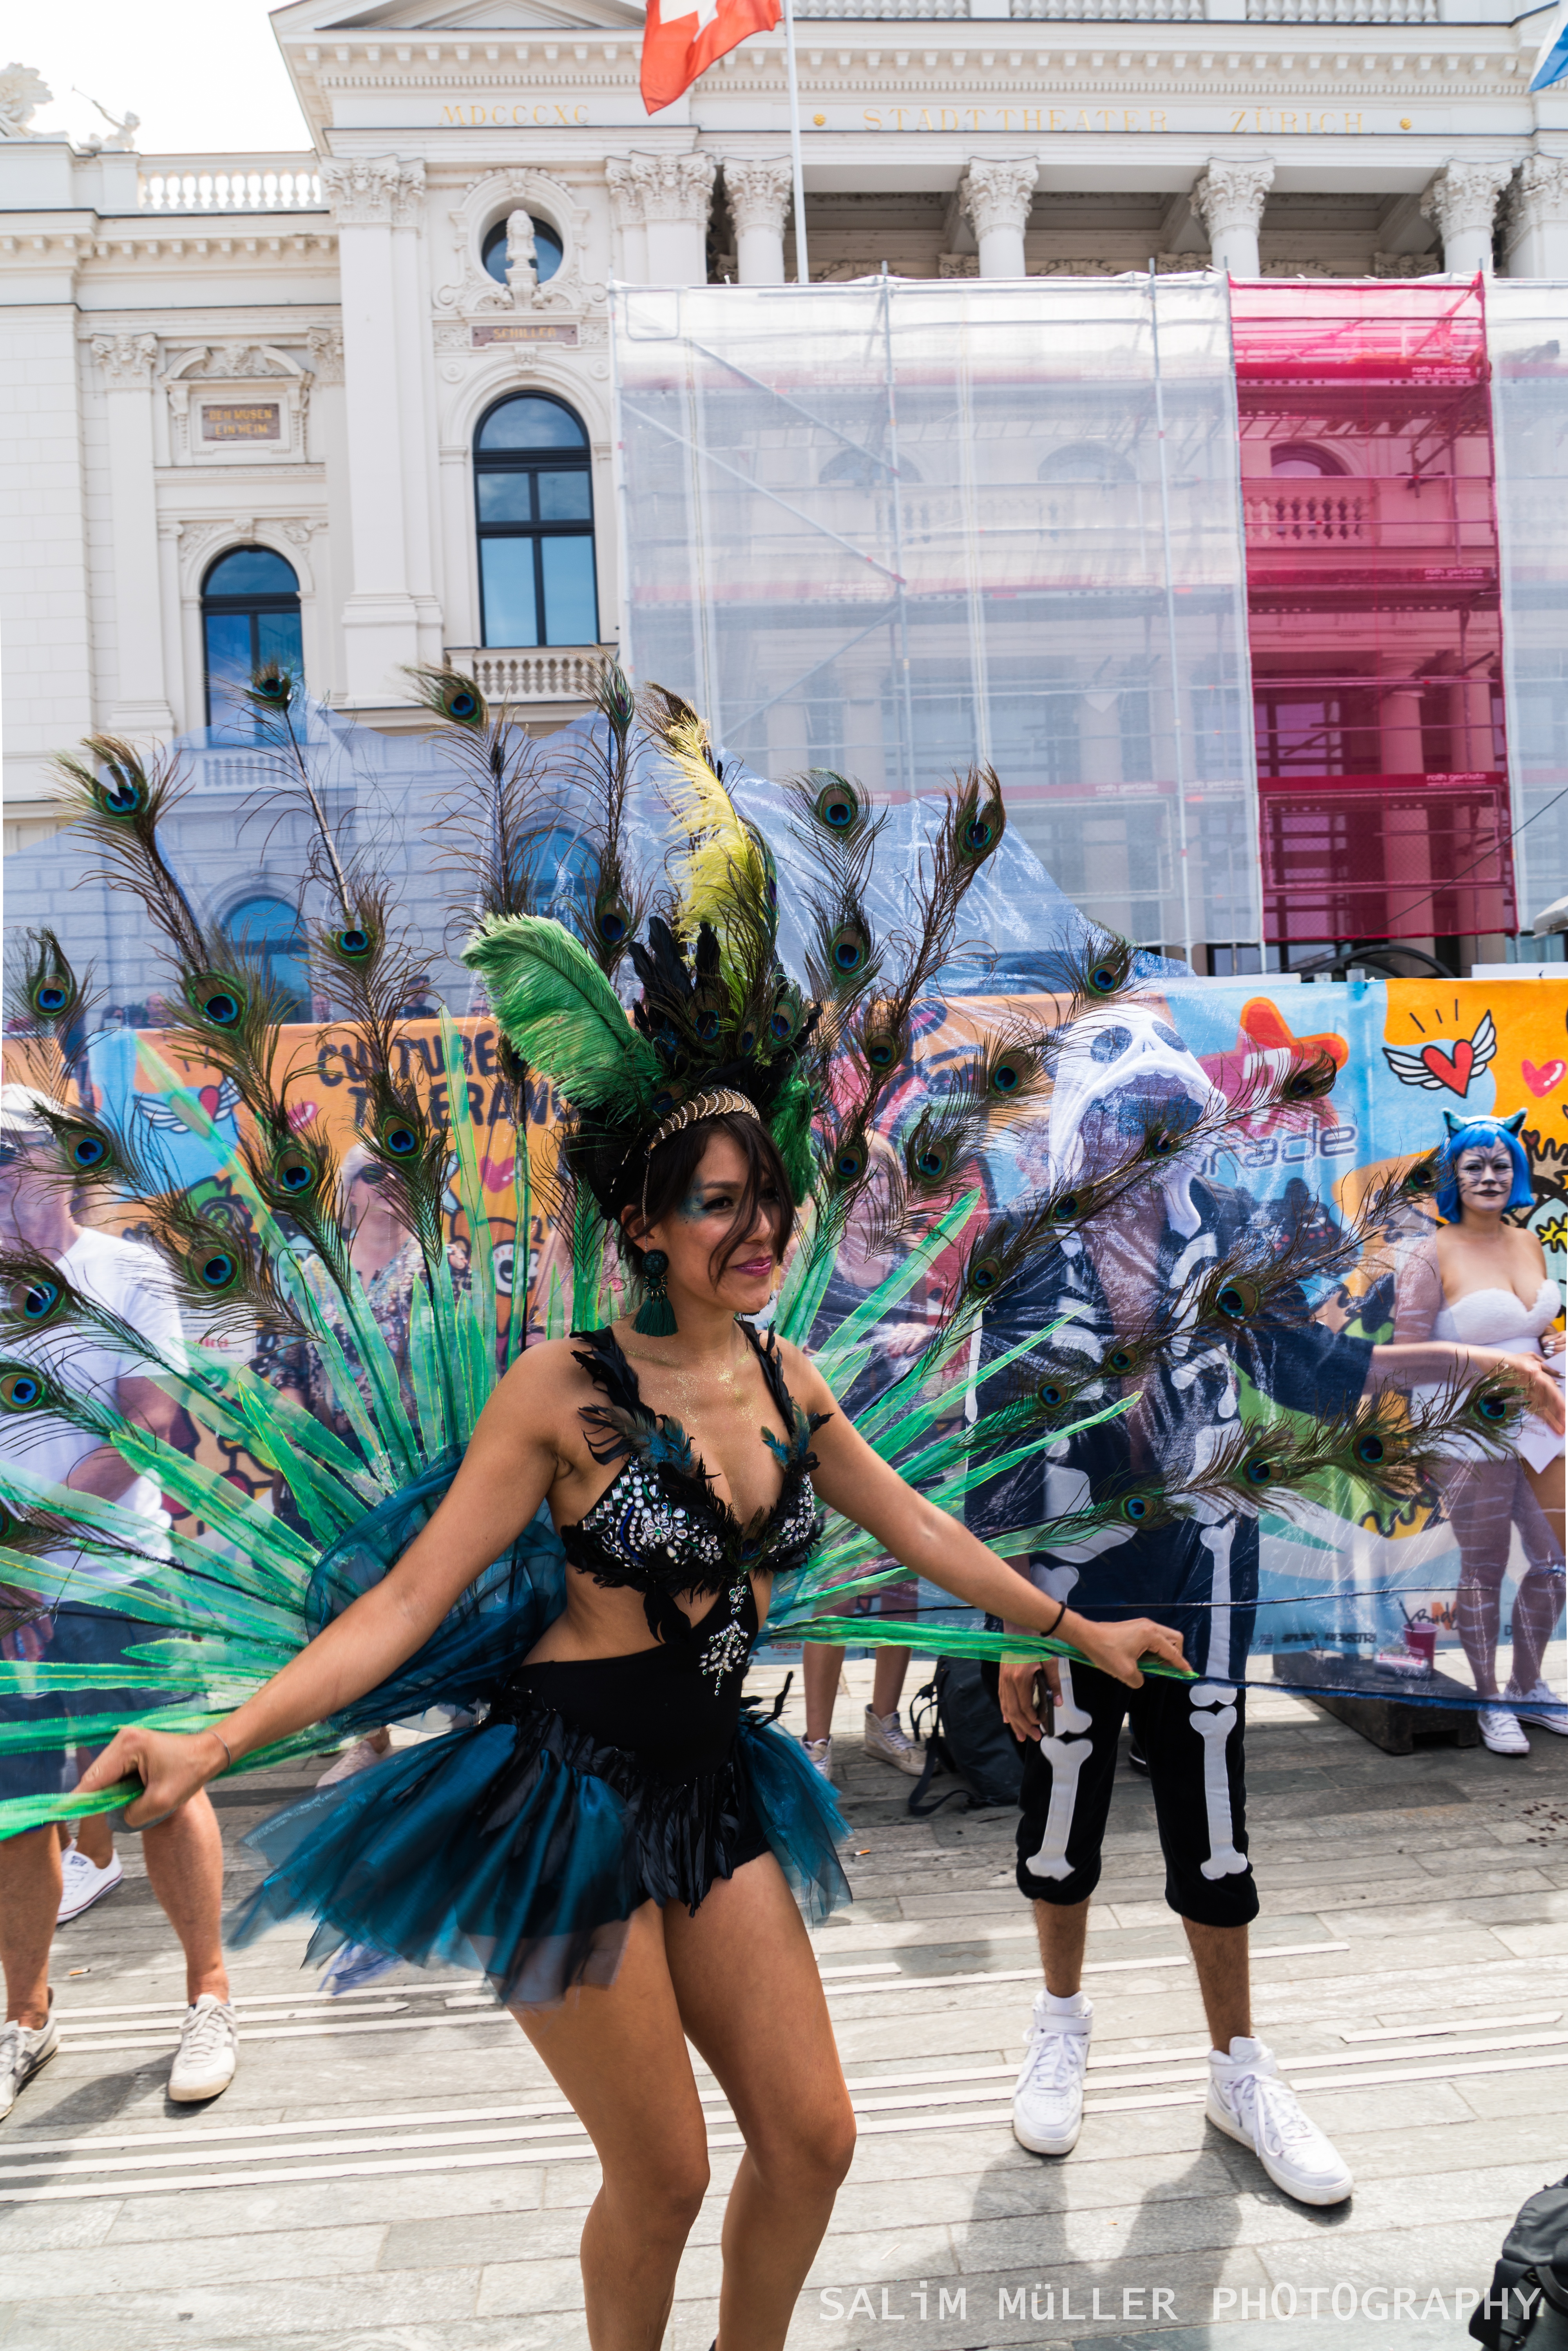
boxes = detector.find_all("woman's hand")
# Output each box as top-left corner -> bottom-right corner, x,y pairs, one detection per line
1070,1613 -> 1191,1689
998,1657 -> 1060,1741
74,1726 -> 229,1829
1541,1328 -> 1566,1364
1489,1349 -> 1567,1432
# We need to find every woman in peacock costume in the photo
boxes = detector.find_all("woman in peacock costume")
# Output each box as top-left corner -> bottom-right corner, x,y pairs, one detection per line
2,667 -> 1558,2337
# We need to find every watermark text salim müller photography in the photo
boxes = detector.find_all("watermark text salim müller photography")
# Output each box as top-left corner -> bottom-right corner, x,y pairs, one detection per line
818,2280 -> 1541,2325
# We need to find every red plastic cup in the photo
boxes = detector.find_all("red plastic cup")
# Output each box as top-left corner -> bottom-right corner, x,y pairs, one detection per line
1405,1623 -> 1437,1669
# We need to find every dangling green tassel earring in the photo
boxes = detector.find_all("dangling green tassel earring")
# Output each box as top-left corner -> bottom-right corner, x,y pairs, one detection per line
634,1248 -> 678,1337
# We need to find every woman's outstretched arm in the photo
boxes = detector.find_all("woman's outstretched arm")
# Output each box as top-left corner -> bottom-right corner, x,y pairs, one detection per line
76,1348 -> 569,1826
791,1348 -> 1190,1691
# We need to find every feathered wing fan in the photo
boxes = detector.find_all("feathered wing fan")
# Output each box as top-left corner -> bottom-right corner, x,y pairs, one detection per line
462,913 -> 664,1123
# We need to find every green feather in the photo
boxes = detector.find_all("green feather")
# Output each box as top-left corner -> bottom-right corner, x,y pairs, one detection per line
463,915 -> 662,1119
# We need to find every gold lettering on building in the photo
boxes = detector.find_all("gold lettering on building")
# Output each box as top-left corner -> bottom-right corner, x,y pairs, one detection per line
201,402 -> 281,442
471,322 -> 581,346
856,100 -> 1377,134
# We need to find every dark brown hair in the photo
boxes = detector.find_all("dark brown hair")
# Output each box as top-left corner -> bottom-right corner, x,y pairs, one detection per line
614,1112 -> 798,1290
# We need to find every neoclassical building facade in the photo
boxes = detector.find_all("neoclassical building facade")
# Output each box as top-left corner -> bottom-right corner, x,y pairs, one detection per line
3,0 -> 1568,947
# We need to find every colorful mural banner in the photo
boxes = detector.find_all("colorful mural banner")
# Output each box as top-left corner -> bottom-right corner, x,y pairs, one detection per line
8,971 -> 1566,1695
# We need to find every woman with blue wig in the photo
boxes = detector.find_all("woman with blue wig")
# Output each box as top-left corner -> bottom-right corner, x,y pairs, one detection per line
1396,1111 -> 1566,1754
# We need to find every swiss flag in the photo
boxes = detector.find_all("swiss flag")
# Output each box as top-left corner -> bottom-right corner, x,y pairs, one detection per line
641,0 -> 780,113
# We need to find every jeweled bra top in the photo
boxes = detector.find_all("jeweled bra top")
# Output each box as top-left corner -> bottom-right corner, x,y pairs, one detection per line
559,1323 -> 827,1685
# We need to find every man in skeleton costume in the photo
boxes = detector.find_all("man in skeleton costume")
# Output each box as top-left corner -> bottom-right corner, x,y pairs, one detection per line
977,1004 -> 1370,2208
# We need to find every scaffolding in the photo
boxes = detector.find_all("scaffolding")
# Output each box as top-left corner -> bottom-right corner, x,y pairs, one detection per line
612,272 -> 1258,962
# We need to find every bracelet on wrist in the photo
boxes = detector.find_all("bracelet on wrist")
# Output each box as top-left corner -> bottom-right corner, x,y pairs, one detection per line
207,1729 -> 234,1772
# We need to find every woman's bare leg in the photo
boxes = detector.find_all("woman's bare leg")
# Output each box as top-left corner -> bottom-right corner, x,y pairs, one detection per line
1443,1460 -> 1510,1699
514,1902 -> 710,2351
666,1852 -> 856,2351
1516,1455 -> 1566,1689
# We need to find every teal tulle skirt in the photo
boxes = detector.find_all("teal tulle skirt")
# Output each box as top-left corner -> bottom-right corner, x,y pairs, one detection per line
226,1465 -> 850,2007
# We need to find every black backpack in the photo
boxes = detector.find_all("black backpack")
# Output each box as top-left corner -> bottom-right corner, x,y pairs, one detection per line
907,1648 -> 1023,1815
1471,2176 -> 1568,2349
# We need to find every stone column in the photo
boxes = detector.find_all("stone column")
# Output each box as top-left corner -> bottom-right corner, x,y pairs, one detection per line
629,152 -> 717,286
1190,158 -> 1274,279
304,326 -> 351,702
1505,152 -> 1568,278
724,156 -> 793,286
90,333 -> 176,741
960,158 -> 1038,280
1420,160 -> 1513,277
606,159 -> 648,284
320,155 -> 427,703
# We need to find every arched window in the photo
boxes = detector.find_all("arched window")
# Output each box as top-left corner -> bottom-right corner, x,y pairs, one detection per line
223,894 -> 310,1021
481,214 -> 563,286
1270,443 -> 1348,478
820,447 -> 921,488
474,394 -> 598,648
202,547 -> 303,727
1039,442 -> 1134,485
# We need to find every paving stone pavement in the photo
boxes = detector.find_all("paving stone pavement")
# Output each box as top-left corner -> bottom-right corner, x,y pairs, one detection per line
1,1659 -> 1565,2351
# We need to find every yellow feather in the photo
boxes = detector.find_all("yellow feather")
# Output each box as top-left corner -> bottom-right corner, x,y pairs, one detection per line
661,715 -> 766,935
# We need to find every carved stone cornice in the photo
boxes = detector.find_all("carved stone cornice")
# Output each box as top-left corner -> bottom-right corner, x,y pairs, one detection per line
960,157 -> 1038,242
320,155 -> 426,228
1420,159 -> 1512,242
90,331 -> 159,389
722,156 -> 793,236
1190,158 -> 1275,238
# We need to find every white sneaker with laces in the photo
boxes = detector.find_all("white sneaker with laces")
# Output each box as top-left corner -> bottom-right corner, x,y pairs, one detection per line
1012,1992 -> 1092,2157
0,1994 -> 59,2121
317,1733 -> 391,1786
168,1994 -> 239,2103
863,1705 -> 923,1777
1505,1679 -> 1568,1735
1478,1703 -> 1530,1755
1206,2036 -> 1352,2207
802,1735 -> 834,1781
56,1845 -> 124,1923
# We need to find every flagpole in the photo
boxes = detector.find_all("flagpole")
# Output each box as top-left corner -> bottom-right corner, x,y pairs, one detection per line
781,0 -> 809,284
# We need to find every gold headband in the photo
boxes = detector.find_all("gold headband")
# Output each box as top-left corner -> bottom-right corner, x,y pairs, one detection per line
645,1089 -> 761,1157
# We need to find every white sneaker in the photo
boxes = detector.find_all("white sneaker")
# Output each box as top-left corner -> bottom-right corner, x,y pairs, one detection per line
802,1736 -> 834,1780
864,1705 -> 923,1777
1207,2036 -> 1353,2207
0,1995 -> 59,2121
317,1733 -> 391,1786
168,1994 -> 239,2103
1478,1704 -> 1530,1755
56,1846 -> 123,1922
1505,1680 -> 1568,1735
1012,1992 -> 1092,2157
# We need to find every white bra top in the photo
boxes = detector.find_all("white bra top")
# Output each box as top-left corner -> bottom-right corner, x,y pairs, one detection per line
1432,1277 -> 1563,1356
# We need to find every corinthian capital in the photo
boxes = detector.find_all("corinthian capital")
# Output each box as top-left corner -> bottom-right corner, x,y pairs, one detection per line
722,156 -> 793,237
1191,158 -> 1275,239
1420,159 -> 1513,243
320,155 -> 426,228
605,157 -> 647,225
91,332 -> 159,389
1516,152 -> 1568,226
618,151 -> 717,228
960,157 -> 1039,242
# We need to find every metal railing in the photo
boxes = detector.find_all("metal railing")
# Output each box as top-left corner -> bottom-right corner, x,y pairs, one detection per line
138,158 -> 324,214
445,646 -> 616,703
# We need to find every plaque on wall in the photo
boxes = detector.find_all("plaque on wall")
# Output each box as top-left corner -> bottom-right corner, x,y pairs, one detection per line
200,402 -> 283,443
471,322 -> 579,347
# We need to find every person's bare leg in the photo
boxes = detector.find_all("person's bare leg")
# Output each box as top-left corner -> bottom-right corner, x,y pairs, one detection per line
0,1828 -> 61,2028
516,1902 -> 710,2351
666,1853 -> 856,2351
141,1794 -> 229,2004
1184,1919 -> 1252,2049
871,1646 -> 911,1720
73,1813 -> 114,1868
1445,1462 -> 1510,1699
802,1643 -> 845,1745
1032,1895 -> 1089,1998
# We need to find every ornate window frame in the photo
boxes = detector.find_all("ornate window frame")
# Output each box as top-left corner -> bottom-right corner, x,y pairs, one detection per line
436,167 -> 594,317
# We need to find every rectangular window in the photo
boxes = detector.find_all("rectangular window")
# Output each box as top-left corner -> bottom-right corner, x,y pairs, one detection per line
477,474 -> 535,524
537,471 -> 593,522
540,536 -> 598,645
481,538 -> 540,647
